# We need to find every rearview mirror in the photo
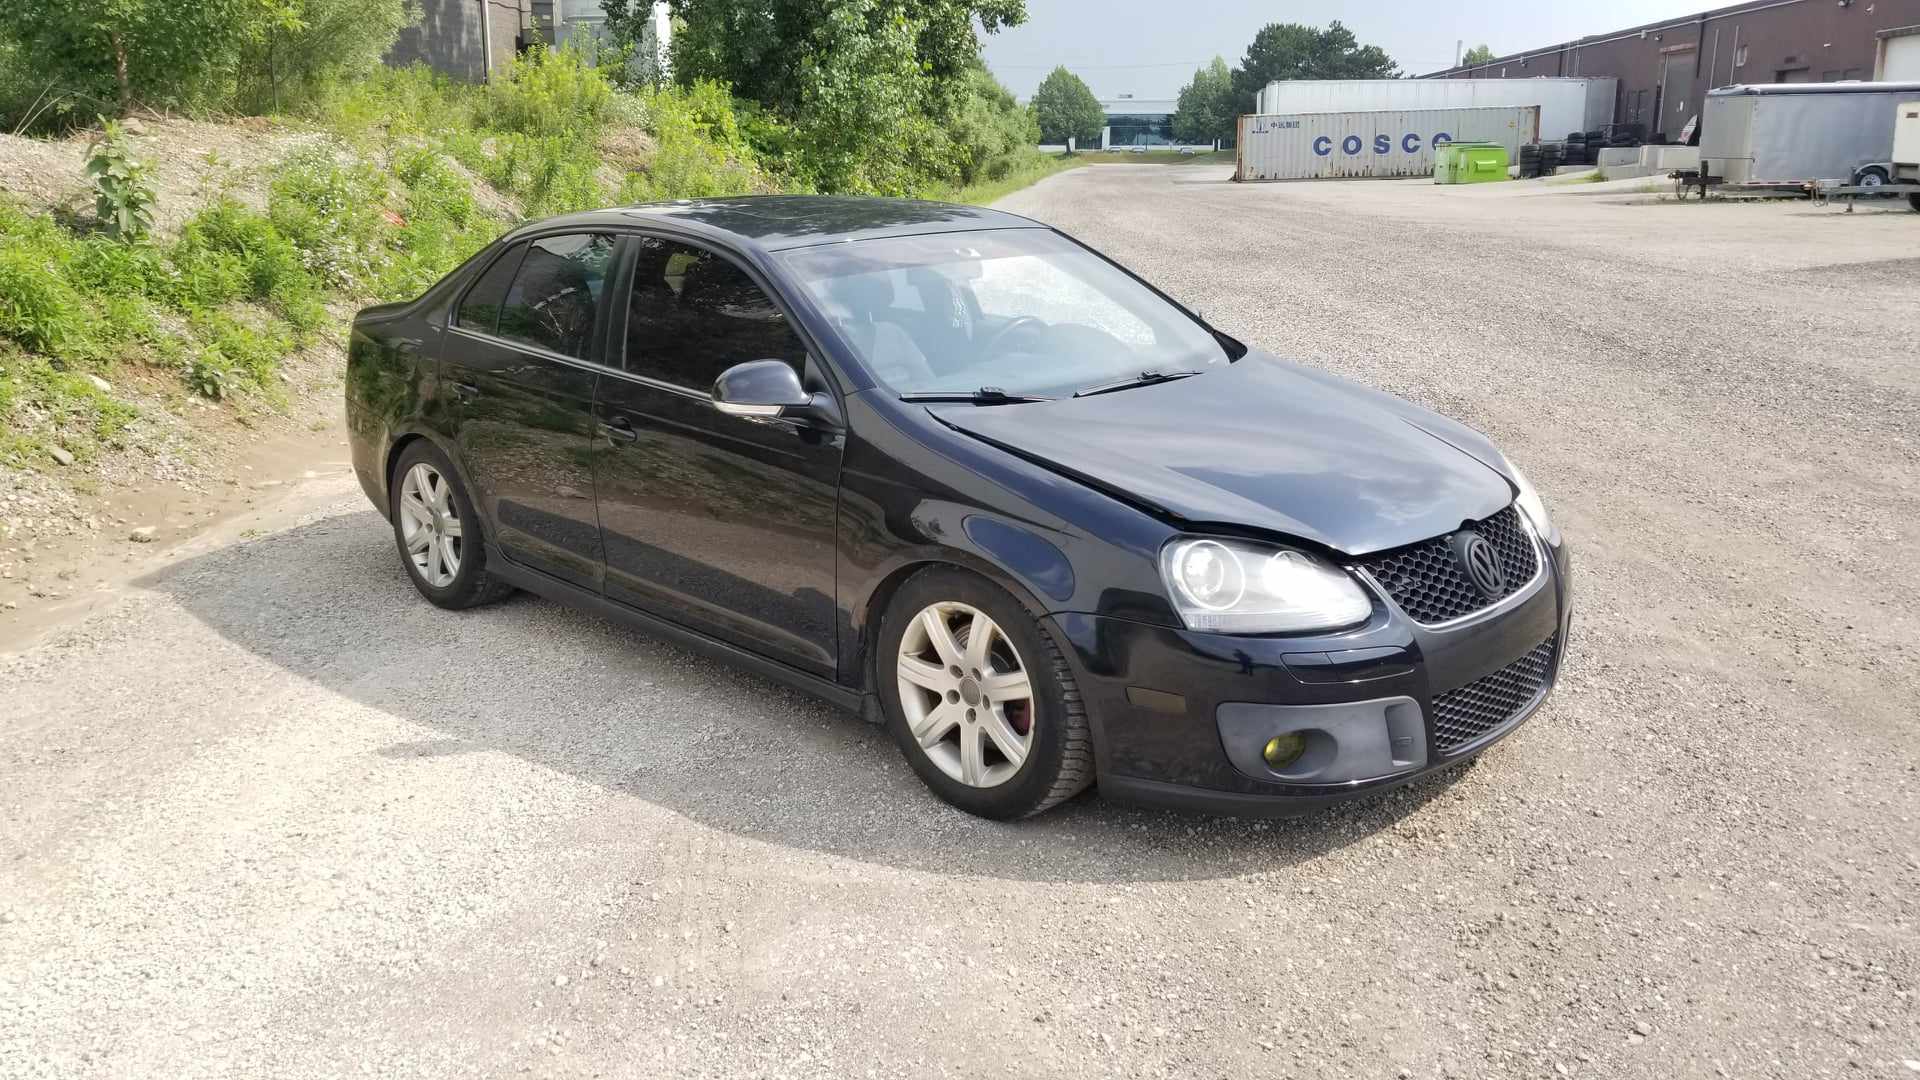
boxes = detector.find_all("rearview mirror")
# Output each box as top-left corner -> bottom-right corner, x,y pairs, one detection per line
712,359 -> 810,417
712,360 -> 840,430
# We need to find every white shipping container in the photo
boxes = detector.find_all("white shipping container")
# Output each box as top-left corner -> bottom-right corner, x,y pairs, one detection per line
1235,107 -> 1540,182
1257,79 -> 1614,142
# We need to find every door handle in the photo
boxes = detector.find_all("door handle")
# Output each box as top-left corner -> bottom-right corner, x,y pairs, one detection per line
450,381 -> 482,403
600,416 -> 639,444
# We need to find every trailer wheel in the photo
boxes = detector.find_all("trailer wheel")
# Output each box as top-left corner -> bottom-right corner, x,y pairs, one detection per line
1852,166 -> 1890,195
1910,193 -> 1920,213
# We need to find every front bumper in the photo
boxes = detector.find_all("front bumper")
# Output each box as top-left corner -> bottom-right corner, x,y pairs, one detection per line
1048,532 -> 1572,817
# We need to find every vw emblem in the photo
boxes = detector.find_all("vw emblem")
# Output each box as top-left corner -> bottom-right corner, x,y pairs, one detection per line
1457,534 -> 1507,597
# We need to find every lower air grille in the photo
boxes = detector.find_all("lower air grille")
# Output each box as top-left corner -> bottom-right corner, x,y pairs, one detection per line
1431,635 -> 1557,753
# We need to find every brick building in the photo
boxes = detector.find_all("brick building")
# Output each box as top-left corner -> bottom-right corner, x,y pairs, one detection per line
384,0 -> 670,83
1422,0 -> 1920,139
386,0 -> 536,83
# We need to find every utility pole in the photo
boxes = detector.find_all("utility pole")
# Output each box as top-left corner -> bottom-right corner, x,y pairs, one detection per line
479,0 -> 494,83
1454,39 -> 1463,68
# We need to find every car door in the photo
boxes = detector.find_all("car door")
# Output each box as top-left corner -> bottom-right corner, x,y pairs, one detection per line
443,232 -> 616,590
591,234 -> 843,675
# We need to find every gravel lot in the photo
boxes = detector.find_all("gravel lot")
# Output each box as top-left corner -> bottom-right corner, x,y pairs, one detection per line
3,167 -> 1918,1079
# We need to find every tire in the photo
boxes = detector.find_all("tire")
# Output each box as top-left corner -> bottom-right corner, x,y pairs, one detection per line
1910,193 -> 1920,213
877,567 -> 1094,820
1852,165 -> 1889,193
389,440 -> 514,610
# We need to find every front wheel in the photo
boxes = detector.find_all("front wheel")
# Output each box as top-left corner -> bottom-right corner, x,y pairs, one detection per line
1909,193 -> 1920,213
878,568 -> 1093,819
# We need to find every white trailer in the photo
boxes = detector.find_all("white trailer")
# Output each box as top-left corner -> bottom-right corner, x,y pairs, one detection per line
1234,106 -> 1540,182
1700,82 -> 1920,186
1891,99 -> 1920,211
1257,79 -> 1614,141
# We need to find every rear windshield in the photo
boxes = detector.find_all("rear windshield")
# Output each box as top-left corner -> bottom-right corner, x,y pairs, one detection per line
775,230 -> 1230,397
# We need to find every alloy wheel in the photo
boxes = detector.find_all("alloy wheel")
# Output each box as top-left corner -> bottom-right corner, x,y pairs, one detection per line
398,462 -> 463,588
895,601 -> 1035,788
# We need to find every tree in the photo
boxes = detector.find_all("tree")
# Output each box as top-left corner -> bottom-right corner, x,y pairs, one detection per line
1462,44 -> 1496,66
1229,20 -> 1399,113
1172,56 -> 1235,145
0,0 -> 251,115
0,0 -> 414,122
236,0 -> 418,113
664,0 -> 1023,112
660,0 -> 1027,190
1030,66 -> 1102,146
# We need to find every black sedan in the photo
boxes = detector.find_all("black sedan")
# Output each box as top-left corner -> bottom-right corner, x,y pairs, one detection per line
345,196 -> 1571,820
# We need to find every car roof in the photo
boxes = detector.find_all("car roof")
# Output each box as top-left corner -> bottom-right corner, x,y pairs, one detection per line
511,195 -> 1048,253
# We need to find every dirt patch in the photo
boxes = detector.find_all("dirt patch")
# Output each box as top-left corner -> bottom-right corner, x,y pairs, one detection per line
597,125 -> 656,172
0,115 -> 325,235
0,331 -> 348,649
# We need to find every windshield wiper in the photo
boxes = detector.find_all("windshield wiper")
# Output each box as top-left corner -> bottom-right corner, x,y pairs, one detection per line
1072,369 -> 1205,398
898,387 -> 1052,405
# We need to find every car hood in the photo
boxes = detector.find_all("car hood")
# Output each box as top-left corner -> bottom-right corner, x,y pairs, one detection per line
928,355 -> 1515,556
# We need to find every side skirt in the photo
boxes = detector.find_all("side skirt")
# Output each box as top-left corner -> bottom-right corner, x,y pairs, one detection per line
484,543 -> 869,715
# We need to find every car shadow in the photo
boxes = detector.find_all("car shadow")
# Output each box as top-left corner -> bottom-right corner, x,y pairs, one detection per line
136,509 -> 1472,884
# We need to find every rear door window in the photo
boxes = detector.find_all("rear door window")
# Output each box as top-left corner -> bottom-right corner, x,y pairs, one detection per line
455,242 -> 526,334
495,233 -> 618,360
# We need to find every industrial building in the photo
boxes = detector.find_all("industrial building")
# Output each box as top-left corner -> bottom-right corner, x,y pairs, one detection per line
385,0 -> 670,83
1421,0 -> 1920,138
1098,96 -> 1180,148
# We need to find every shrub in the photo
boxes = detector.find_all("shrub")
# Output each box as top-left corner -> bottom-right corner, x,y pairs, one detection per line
485,46 -> 614,138
378,147 -> 496,298
0,245 -> 85,354
69,236 -> 172,298
622,81 -> 769,201
267,146 -> 388,291
85,120 -> 157,240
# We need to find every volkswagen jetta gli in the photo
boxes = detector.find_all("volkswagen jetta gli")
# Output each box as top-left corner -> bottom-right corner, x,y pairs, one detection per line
346,196 -> 1571,820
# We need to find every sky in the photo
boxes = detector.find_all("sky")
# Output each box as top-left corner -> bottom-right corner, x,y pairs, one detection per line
982,0 -> 1728,101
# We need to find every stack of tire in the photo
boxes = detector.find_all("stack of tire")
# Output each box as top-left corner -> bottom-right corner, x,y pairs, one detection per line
1518,142 -> 1563,178
1561,132 -> 1591,168
1608,122 -> 1645,149
1518,142 -> 1544,179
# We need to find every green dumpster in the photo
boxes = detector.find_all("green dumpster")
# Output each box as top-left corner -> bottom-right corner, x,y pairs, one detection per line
1433,141 -> 1507,184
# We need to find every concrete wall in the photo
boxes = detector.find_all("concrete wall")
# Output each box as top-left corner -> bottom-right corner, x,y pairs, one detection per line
1424,0 -> 1920,136
388,0 -> 532,82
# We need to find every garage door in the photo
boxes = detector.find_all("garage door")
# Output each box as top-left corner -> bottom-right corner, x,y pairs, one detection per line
1885,33 -> 1920,81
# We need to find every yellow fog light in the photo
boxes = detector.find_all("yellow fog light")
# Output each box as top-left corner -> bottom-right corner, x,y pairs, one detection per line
1262,733 -> 1306,770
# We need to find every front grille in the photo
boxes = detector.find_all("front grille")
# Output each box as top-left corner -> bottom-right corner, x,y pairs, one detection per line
1431,635 -> 1557,752
1354,506 -> 1539,625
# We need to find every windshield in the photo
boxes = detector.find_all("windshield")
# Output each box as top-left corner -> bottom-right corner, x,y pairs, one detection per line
775,229 -> 1233,398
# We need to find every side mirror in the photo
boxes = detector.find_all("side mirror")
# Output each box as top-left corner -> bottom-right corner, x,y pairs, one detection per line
712,360 -> 840,428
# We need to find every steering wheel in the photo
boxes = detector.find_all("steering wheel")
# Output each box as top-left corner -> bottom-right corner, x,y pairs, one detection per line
980,316 -> 1048,356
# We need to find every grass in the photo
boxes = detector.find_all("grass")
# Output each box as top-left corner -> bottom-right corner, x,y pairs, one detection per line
944,150 -> 1088,206
1082,149 -> 1232,165
942,148 -> 1233,205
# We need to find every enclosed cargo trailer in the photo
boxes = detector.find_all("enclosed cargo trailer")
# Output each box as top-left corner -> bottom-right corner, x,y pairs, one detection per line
1235,107 -> 1540,182
1257,79 -> 1613,142
1700,82 -> 1920,185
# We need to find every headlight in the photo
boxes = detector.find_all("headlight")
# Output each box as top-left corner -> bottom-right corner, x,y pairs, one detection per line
1158,538 -> 1371,634
1505,458 -> 1553,535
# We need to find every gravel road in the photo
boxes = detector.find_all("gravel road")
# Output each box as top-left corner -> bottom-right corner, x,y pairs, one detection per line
3,167 -> 1917,1079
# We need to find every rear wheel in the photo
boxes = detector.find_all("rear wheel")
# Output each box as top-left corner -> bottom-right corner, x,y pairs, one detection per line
1910,193 -> 1920,213
389,440 -> 513,610
878,568 -> 1093,819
